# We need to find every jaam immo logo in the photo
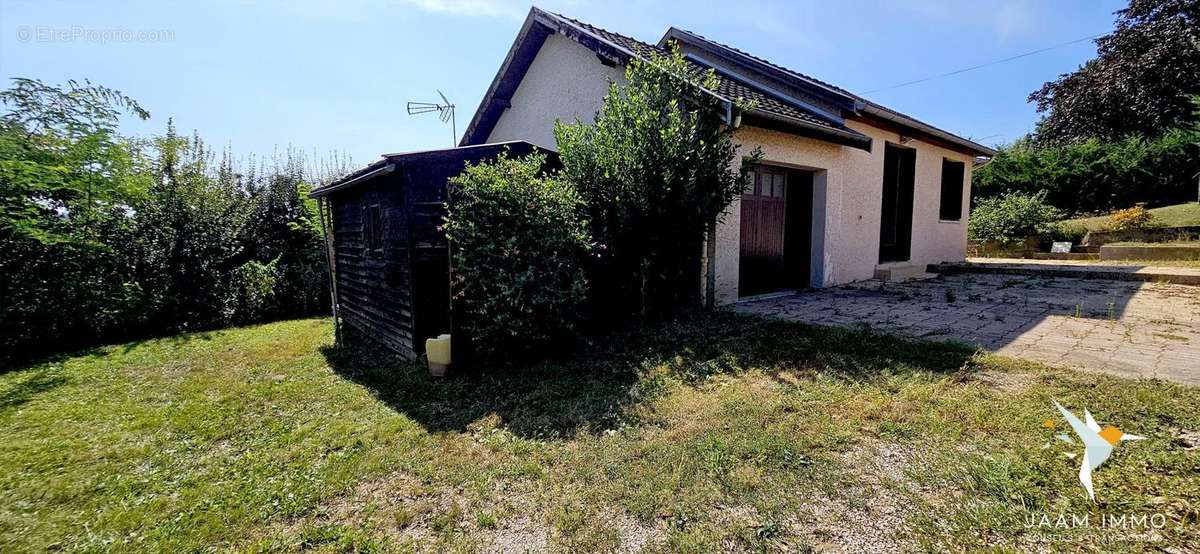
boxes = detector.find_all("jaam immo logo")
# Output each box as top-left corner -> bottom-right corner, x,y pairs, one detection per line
1046,400 -> 1144,501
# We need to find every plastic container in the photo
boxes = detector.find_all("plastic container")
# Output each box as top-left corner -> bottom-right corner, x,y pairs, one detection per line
425,334 -> 452,377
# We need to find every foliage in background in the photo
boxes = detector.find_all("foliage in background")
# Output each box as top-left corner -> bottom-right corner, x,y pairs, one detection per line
0,79 -> 334,365
1107,205 -> 1156,231
967,190 -> 1064,245
444,152 -> 590,363
1029,0 -> 1200,145
555,44 -> 759,321
972,127 -> 1200,215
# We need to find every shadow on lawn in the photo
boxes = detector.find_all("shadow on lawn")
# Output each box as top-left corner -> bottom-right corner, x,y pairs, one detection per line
322,312 -> 977,439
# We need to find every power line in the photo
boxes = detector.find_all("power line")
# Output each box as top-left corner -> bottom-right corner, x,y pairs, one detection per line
860,32 -> 1107,95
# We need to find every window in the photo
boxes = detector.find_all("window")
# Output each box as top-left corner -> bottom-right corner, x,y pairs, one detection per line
938,159 -> 965,221
745,168 -> 786,198
363,204 -> 383,255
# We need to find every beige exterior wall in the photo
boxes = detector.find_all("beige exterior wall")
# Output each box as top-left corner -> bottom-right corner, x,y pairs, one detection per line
712,122 -> 974,305
482,32 -> 975,306
487,33 -> 626,149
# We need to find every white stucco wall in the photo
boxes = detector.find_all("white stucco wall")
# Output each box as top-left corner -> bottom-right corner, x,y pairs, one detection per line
712,122 -> 974,305
481,31 -> 975,306
486,33 -> 627,149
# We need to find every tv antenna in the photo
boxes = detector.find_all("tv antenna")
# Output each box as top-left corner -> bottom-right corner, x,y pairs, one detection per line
407,90 -> 456,146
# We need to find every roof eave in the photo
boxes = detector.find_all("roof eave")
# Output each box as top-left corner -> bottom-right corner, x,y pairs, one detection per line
461,8 -> 737,146
860,104 -> 997,157
309,162 -> 396,198
742,109 -> 873,151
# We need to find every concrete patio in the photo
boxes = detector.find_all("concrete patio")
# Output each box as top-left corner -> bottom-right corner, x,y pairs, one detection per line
731,273 -> 1200,385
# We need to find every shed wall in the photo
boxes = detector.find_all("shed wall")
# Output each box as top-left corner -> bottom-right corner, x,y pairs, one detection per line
328,174 -> 416,358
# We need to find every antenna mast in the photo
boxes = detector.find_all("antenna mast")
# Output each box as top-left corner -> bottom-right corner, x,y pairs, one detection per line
406,90 -> 456,146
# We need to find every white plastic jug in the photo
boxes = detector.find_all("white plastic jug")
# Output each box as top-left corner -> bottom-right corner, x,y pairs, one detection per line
425,334 -> 451,377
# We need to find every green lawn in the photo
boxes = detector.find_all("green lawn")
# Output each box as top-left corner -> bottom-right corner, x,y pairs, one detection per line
1065,202 -> 1200,231
2,316 -> 1197,552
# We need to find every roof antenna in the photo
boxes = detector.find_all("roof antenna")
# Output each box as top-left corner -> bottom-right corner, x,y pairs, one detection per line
406,90 -> 456,146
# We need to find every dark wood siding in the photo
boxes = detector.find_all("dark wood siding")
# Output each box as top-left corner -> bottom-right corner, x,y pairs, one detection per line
319,141 -> 555,361
329,173 -> 416,358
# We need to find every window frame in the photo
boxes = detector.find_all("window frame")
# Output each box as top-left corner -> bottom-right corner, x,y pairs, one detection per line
363,203 -> 384,257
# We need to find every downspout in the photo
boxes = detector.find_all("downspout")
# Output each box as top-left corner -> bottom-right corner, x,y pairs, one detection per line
316,197 -> 342,346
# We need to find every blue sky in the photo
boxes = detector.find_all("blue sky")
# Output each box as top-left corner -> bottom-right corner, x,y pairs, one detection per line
1,0 -> 1125,167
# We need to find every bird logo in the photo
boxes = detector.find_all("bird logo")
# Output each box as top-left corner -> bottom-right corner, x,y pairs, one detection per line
1049,400 -> 1144,501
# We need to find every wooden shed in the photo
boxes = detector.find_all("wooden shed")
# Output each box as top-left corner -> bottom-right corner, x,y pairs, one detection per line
310,141 -> 553,360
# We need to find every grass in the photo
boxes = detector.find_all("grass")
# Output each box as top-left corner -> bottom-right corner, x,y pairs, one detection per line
2,315 -> 1198,552
1064,202 -> 1200,231
1108,240 -> 1200,247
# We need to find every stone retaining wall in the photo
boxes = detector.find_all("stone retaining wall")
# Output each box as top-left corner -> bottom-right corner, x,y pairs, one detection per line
1082,226 -> 1200,247
1099,244 -> 1200,261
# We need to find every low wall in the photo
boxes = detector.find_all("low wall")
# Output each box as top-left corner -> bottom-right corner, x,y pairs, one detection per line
1099,244 -> 1200,261
1082,226 -> 1200,247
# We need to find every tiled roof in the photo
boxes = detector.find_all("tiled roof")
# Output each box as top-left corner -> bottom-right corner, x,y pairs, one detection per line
663,26 -> 997,156
551,12 -> 851,135
666,27 -> 859,101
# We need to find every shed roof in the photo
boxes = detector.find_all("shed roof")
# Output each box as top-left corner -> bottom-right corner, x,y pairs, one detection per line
308,141 -> 544,198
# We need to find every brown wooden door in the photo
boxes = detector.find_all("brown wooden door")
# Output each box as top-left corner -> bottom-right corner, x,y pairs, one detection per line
740,167 -> 787,296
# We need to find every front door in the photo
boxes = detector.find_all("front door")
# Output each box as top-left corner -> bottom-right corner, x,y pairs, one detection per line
740,166 -> 787,296
878,144 -> 915,263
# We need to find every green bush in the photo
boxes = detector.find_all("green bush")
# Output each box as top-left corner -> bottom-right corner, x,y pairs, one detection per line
1039,220 -> 1090,244
444,152 -> 590,363
968,191 -> 1064,245
972,129 -> 1200,215
228,258 -> 280,324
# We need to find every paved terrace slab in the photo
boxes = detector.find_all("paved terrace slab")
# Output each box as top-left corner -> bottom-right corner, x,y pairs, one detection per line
731,273 -> 1200,386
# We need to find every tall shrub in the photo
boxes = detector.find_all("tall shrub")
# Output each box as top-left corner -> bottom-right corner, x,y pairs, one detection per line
129,123 -> 253,332
555,44 -> 758,320
443,152 -> 590,363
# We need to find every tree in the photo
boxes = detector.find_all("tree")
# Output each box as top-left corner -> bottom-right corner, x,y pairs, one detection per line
0,79 -> 152,359
554,44 -> 758,321
1029,0 -> 1200,145
0,77 -> 333,365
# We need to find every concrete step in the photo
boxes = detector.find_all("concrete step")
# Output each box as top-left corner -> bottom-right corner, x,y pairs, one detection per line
874,264 -> 935,282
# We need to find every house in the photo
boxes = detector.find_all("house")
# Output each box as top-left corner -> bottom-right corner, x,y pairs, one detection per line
461,7 -> 997,305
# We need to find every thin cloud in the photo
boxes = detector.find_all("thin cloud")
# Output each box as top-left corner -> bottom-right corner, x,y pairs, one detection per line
253,0 -> 528,23
395,0 -> 527,20
900,0 -> 1035,40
